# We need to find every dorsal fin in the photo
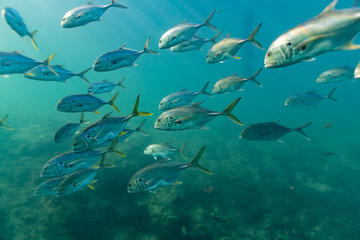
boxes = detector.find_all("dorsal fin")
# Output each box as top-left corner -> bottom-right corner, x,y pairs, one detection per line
320,0 -> 338,14
225,31 -> 231,38
102,79 -> 109,82
180,88 -> 188,91
119,43 -> 127,49
102,111 -> 113,119
87,0 -> 93,5
180,18 -> 189,24
191,101 -> 204,106
230,73 -> 238,77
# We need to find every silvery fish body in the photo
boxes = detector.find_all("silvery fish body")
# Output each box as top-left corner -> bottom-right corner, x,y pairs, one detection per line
316,66 -> 355,83
88,78 -> 126,94
0,51 -> 43,75
170,32 -> 220,52
54,113 -> 88,143
61,0 -> 127,28
264,1 -> 360,68
285,88 -> 338,107
58,168 -> 99,196
40,150 -> 105,178
34,177 -> 65,197
144,143 -> 178,159
24,65 -> 90,83
355,62 -> 360,78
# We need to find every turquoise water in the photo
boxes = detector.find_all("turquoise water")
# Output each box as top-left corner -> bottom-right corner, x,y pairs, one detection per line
0,0 -> 359,239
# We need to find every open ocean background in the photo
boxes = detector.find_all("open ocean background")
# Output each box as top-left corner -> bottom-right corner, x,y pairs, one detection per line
0,0 -> 359,239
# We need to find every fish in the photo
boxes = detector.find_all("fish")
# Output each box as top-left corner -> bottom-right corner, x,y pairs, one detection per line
0,114 -> 14,130
264,0 -> 360,68
159,10 -> 217,49
93,37 -> 158,72
2,7 -> 38,50
212,68 -> 263,94
0,52 -> 56,77
155,98 -> 243,131
355,61 -> 360,78
54,113 -> 90,144
144,142 -> 187,160
107,119 -> 149,145
56,92 -> 119,113
325,122 -> 332,129
159,81 -> 212,110
61,0 -> 127,28
88,77 -> 127,94
73,95 -> 152,152
206,23 -> 263,64
24,65 -> 91,83
34,177 -> 65,197
285,87 -> 338,107
240,121 -> 312,142
41,139 -> 120,178
170,31 -> 221,52
128,146 -> 212,193
316,66 -> 355,83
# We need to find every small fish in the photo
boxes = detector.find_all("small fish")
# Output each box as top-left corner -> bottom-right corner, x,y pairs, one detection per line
285,87 -> 338,107
355,61 -> 360,79
88,77 -> 127,94
2,7 -> 38,50
325,122 -> 332,129
56,92 -> 119,113
61,0 -> 127,28
213,68 -> 262,94
128,146 -> 212,193
240,121 -> 312,142
316,66 -> 355,83
155,98 -> 243,131
170,31 -> 221,52
54,113 -> 89,144
24,65 -> 91,83
159,10 -> 217,49
144,142 -> 187,160
93,37 -> 158,72
0,114 -> 14,130
206,23 -> 263,64
264,0 -> 360,68
159,81 -> 212,110
322,152 -> 337,157
34,177 -> 65,197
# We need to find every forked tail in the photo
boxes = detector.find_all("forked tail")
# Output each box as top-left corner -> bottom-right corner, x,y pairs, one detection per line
0,114 -> 14,130
130,95 -> 153,118
109,0 -> 127,9
143,37 -> 159,55
248,23 -> 264,49
28,30 -> 38,51
221,98 -> 244,126
326,87 -> 338,102
77,68 -> 91,84
292,122 -> 312,141
246,68 -> 263,87
108,92 -> 120,113
203,10 -> 218,30
189,146 -> 213,174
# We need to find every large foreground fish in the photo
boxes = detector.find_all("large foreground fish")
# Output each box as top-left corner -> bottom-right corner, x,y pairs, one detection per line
2,7 -> 38,50
264,0 -> 360,68
61,0 -> 127,28
285,87 -> 338,107
155,98 -> 243,131
316,66 -> 355,83
128,146 -> 212,193
355,61 -> 360,78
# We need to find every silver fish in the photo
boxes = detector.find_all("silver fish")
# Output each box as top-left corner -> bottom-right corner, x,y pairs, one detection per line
61,0 -> 127,28
285,87 -> 338,107
159,10 -> 217,49
212,68 -> 262,94
355,61 -> 360,78
24,65 -> 91,83
73,95 -> 152,152
206,23 -> 263,64
144,142 -> 187,160
264,0 -> 360,68
316,66 -> 355,83
128,146 -> 212,193
56,92 -> 119,113
0,114 -> 14,130
34,177 -> 65,197
240,121 -> 312,142
159,81 -> 212,110
170,32 -> 221,52
2,7 -> 38,50
54,113 -> 89,144
88,77 -> 126,94
93,38 -> 158,72
155,98 -> 243,131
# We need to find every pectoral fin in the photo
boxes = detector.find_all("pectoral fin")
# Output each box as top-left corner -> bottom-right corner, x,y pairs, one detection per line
87,184 -> 95,189
339,41 -> 360,50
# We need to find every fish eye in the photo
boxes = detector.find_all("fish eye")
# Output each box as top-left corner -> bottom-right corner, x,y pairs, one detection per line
286,42 -> 292,47
86,135 -> 91,139
159,40 -> 162,43
215,53 -> 219,57
171,36 -> 176,40
44,167 -> 48,170
59,188 -> 64,192
128,184 -> 131,187
71,100 -> 75,103
169,117 -> 173,119
105,58 -> 109,61
74,143 -> 78,146
177,121 -> 182,124
59,162 -> 63,165
47,186 -> 50,189
157,119 -> 161,122
267,52 -> 272,57
138,179 -> 142,182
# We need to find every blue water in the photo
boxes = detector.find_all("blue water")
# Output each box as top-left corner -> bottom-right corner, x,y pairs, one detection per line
0,0 -> 359,239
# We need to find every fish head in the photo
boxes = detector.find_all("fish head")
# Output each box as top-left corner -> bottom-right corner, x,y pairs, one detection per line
206,49 -> 225,64
143,146 -> 154,155
239,126 -> 253,140
73,135 -> 92,152
40,162 -> 63,178
264,37 -> 294,68
56,97 -> 74,112
61,12 -> 75,28
93,55 -> 112,71
87,85 -> 97,94
316,73 -> 331,83
212,81 -> 224,94
2,7 -> 18,20
58,179 -> 76,196
154,112 -> 175,130
284,95 -> 298,106
159,33 -> 174,49
158,98 -> 171,110
34,181 -> 59,197
127,177 -> 146,193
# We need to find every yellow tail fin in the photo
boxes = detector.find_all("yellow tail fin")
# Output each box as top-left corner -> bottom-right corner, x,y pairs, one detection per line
131,95 -> 153,117
108,92 -> 120,113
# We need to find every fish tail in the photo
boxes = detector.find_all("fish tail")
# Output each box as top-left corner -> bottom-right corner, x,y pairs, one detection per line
248,23 -> 264,49
210,31 -> 222,44
179,142 -> 188,160
1,114 -> 14,130
79,113 -> 90,124
108,92 -> 120,113
189,146 -> 213,174
130,95 -> 153,117
107,136 -> 127,158
247,68 -> 263,87
117,77 -> 127,89
198,81 -> 212,97
142,37 -> 159,55
77,67 -> 91,84
293,122 -> 312,141
203,10 -> 218,30
326,87 -> 338,102
109,0 -> 127,9
135,119 -> 150,136
98,154 -> 116,169
221,98 -> 244,126
29,30 -> 38,51
43,54 -> 59,76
